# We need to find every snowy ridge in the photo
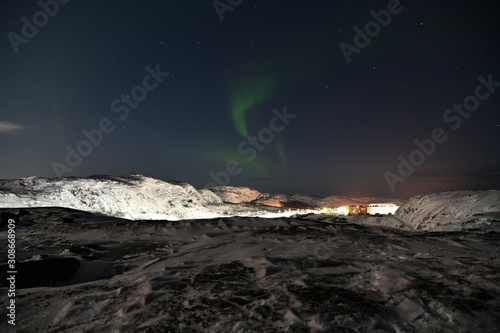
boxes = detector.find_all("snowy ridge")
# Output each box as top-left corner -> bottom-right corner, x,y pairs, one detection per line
0,175 -> 307,221
0,174 -> 219,220
396,190 -> 500,231
207,186 -> 265,204
1,175 -> 498,230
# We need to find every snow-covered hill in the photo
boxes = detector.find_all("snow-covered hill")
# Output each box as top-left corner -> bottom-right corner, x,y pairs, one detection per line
207,186 -> 265,204
396,190 -> 500,231
0,175 -> 220,220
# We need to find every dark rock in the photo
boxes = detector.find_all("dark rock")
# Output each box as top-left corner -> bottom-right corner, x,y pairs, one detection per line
16,257 -> 81,288
69,245 -> 90,254
1,211 -> 19,227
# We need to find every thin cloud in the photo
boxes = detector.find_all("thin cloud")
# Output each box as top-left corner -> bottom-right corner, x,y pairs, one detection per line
0,121 -> 27,134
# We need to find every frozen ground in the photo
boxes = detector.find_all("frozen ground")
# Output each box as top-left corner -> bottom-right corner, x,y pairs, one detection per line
1,207 -> 499,332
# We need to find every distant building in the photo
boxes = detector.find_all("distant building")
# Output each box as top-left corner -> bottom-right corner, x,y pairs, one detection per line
320,206 -> 349,215
367,203 -> 399,215
348,205 -> 367,215
321,203 -> 399,216
332,206 -> 349,215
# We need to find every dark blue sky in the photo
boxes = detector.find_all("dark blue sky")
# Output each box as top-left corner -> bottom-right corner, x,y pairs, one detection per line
1,0 -> 499,199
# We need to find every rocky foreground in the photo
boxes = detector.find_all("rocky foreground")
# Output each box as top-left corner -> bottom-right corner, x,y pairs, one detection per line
1,207 -> 499,332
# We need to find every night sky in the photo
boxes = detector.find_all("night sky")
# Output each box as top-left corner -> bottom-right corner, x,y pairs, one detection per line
1,0 -> 499,199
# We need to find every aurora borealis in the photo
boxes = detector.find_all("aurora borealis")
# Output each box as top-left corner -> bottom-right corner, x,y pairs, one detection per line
230,75 -> 274,138
1,1 -> 499,199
